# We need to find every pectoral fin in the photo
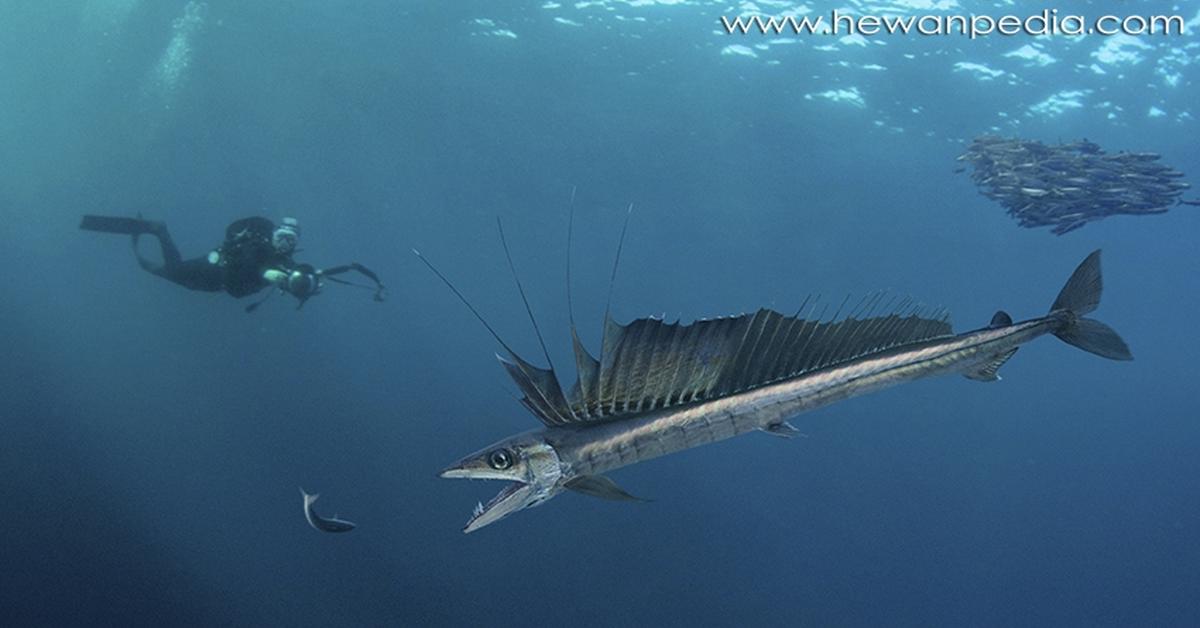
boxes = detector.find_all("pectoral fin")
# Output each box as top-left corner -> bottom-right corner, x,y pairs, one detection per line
964,348 -> 1019,382
565,475 -> 649,502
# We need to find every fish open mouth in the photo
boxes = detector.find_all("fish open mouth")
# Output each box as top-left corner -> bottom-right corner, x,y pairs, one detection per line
465,481 -> 530,533
440,467 -> 535,533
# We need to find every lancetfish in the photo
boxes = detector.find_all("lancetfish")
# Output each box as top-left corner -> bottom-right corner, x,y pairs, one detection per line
424,224 -> 1132,533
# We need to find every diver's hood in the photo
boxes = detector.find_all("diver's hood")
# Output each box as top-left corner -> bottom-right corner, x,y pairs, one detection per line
272,217 -> 300,253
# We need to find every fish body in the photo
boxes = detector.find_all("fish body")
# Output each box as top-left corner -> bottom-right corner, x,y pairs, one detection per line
301,488 -> 356,533
501,311 -> 1105,484
547,317 -> 1047,477
441,250 -> 1131,532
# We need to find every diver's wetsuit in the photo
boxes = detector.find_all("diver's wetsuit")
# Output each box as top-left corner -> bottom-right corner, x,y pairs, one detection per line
130,217 -> 293,298
81,214 -> 386,308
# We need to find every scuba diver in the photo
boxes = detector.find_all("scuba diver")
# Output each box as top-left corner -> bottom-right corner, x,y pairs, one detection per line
80,214 -> 385,312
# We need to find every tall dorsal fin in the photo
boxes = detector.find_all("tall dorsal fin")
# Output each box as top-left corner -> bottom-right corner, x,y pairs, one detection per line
428,216 -> 961,429
566,189 -> 601,421
567,302 -> 953,424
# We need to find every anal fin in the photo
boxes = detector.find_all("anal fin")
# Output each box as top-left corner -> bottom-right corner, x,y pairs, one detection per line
964,348 -> 1019,382
761,421 -> 805,439
565,474 -> 649,502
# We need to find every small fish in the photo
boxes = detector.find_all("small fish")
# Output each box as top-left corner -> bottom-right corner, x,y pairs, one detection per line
301,488 -> 356,533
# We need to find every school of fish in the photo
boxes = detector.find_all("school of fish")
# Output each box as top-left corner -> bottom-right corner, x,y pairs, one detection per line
957,135 -> 1194,235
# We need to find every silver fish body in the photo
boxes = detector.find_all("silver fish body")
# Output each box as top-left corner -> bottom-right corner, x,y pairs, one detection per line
440,250 -> 1131,532
545,317 -> 1053,478
301,488 -> 357,533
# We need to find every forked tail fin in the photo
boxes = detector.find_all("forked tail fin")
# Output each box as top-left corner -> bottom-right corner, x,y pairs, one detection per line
1049,250 -> 1133,361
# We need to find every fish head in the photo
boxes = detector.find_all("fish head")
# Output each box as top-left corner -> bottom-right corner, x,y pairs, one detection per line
440,430 -> 564,533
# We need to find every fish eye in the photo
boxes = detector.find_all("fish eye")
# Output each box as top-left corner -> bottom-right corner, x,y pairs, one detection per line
488,449 -> 514,470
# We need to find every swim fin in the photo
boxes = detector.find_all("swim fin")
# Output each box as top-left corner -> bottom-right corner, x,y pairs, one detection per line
79,215 -> 161,235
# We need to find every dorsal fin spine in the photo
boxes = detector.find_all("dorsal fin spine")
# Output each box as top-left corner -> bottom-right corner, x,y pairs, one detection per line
747,310 -> 780,389
828,294 -> 872,365
596,205 -> 634,417
609,323 -> 630,414
495,219 -> 572,425
867,294 -> 902,354
754,309 -> 788,386
596,317 -> 618,415
843,295 -> 889,366
650,320 -> 681,410
628,319 -> 656,410
643,319 -> 676,411
784,302 -> 819,377
732,310 -> 764,392
601,203 -> 633,333
750,309 -> 790,387
763,297 -> 809,382
790,300 -> 826,375
624,319 -> 656,412
413,249 -> 523,363
688,316 -> 726,400
564,188 -> 585,422
498,355 -> 570,425
884,297 -> 917,351
810,296 -> 851,373
659,323 -> 688,407
719,314 -> 751,394
857,295 -> 885,356
663,319 -> 699,405
806,300 -> 844,369
497,218 -> 556,375
416,243 -> 575,427
682,318 -> 714,402
724,310 -> 763,393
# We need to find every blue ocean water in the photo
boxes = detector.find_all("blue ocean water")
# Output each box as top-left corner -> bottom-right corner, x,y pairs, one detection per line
2,1 -> 1198,625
